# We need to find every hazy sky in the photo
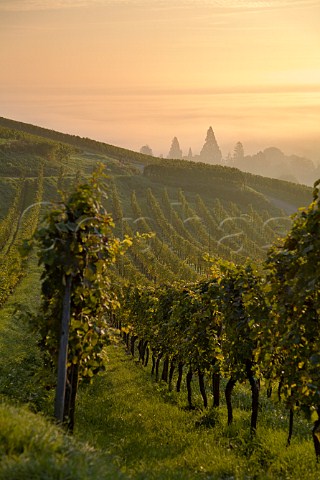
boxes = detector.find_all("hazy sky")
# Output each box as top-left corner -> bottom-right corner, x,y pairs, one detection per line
0,0 -> 319,160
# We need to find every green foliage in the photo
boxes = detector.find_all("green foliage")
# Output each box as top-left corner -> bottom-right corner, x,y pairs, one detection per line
0,178 -> 16,219
0,117 -> 157,171
219,261 -> 268,379
114,178 -> 320,459
258,179 -> 320,410
119,257 -> 266,392
0,257 -> 50,411
0,117 -> 312,287
0,170 -> 44,307
150,156 -> 309,209
32,166 -> 131,384
0,125 -> 75,177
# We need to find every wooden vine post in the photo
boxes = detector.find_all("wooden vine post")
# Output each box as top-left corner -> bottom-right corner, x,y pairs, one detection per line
54,274 -> 72,423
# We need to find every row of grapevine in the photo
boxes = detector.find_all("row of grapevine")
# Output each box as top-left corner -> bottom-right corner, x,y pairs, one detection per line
123,220 -> 176,283
173,191 -> 289,261
110,180 -> 291,283
113,182 -> 320,458
108,182 -> 153,285
0,179 -> 25,252
162,191 -> 237,264
0,167 -> 44,306
116,261 -> 265,432
178,191 -> 259,262
110,184 -> 200,281
145,188 -> 207,277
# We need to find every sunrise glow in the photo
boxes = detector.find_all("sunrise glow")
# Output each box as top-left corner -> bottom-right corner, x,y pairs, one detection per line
0,0 -> 319,160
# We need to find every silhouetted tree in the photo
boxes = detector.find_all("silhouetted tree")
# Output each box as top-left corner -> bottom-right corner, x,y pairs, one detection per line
199,127 -> 222,164
167,137 -> 182,159
233,142 -> 244,163
187,147 -> 193,160
140,145 -> 153,156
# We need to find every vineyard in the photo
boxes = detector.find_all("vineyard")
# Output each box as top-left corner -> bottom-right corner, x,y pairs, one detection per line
0,118 -> 311,290
1,118 -> 320,478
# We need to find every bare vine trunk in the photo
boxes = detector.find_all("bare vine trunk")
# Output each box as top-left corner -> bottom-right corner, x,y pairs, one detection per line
176,362 -> 184,392
155,353 -> 163,382
168,358 -> 176,391
312,406 -> 320,461
186,367 -> 193,409
63,362 -> 79,433
161,356 -> 169,383
198,369 -> 207,408
225,378 -> 237,426
287,408 -> 294,447
144,344 -> 149,367
151,353 -> 156,375
130,335 -> 138,357
245,360 -> 260,434
212,372 -> 220,407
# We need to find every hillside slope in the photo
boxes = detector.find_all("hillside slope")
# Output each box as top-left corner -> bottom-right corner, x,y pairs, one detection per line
0,117 -> 313,284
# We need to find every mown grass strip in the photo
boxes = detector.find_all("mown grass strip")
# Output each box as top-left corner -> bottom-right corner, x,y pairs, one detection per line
76,337 -> 320,479
0,257 -> 48,407
0,401 -> 125,480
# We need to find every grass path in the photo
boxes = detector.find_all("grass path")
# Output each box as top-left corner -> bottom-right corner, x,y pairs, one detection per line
0,257 -> 47,407
76,341 -> 236,480
75,336 -> 320,480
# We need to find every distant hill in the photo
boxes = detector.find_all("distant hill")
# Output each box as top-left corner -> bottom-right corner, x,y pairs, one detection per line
233,145 -> 318,186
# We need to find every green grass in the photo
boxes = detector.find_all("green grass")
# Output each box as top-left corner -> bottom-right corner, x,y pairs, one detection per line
75,337 -> 320,479
0,256 -> 49,409
0,401 -> 125,480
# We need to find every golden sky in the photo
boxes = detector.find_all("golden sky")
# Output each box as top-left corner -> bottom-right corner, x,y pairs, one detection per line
0,0 -> 319,160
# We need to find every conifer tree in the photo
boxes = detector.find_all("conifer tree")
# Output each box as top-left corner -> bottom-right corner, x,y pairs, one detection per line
199,127 -> 222,164
187,147 -> 193,160
233,141 -> 244,164
167,137 -> 182,159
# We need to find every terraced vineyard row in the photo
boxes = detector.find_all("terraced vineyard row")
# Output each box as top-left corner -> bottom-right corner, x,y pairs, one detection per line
109,181 -> 291,283
0,168 -> 44,306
